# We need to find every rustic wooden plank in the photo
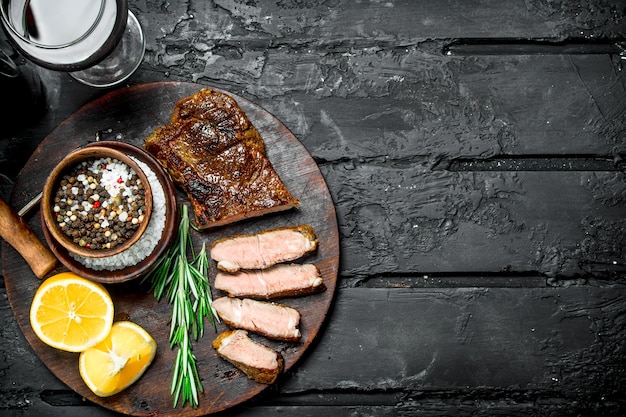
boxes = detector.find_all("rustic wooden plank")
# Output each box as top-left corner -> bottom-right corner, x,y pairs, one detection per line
136,0 -> 626,45
7,398 -> 619,417
282,286 -> 626,403
6,395 -> 618,417
264,54 -> 624,159
323,167 -> 625,278
137,52 -> 625,159
133,1 -> 625,162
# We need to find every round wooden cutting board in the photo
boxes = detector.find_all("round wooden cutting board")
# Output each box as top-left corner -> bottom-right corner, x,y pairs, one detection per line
2,82 -> 339,416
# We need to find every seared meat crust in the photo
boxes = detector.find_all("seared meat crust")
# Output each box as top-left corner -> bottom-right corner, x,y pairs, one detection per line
144,88 -> 298,228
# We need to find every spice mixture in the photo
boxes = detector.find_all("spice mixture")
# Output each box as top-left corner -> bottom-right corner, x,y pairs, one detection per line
72,157 -> 166,271
53,157 -> 147,251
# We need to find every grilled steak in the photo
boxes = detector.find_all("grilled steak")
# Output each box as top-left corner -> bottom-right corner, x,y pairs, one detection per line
215,263 -> 325,299
210,224 -> 318,272
213,297 -> 301,341
170,88 -> 266,154
171,88 -> 260,138
144,88 -> 299,229
212,329 -> 284,384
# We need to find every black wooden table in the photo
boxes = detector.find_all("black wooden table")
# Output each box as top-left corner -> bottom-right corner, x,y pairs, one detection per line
2,1 -> 625,416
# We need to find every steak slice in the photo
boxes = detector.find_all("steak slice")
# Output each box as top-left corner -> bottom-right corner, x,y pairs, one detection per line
210,224 -> 318,272
213,297 -> 301,341
212,329 -> 284,384
215,263 -> 325,299
144,88 -> 299,229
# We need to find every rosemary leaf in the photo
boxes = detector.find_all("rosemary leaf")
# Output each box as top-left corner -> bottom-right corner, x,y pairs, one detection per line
143,204 -> 220,409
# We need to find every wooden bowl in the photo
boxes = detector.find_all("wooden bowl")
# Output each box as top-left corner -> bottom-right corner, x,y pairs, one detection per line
41,142 -> 179,284
42,146 -> 153,259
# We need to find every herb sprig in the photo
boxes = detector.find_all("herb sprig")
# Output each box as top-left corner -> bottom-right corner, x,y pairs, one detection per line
144,204 -> 219,408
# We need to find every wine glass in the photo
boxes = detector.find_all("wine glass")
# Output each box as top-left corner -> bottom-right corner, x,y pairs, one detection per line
0,0 -> 145,88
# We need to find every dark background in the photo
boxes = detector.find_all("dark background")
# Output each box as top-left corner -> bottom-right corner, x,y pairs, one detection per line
2,1 -> 625,416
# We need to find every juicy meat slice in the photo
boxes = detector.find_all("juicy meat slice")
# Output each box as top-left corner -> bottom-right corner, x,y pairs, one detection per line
210,224 -> 318,272
215,263 -> 325,299
212,297 -> 301,341
212,329 -> 284,384
144,88 -> 299,229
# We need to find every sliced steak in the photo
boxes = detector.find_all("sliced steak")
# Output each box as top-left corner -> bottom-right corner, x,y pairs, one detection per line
213,297 -> 301,341
210,224 -> 318,272
212,329 -> 284,384
144,88 -> 299,229
214,263 -> 325,299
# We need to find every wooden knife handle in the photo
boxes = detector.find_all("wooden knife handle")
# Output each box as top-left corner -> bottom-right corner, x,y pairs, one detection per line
0,198 -> 57,278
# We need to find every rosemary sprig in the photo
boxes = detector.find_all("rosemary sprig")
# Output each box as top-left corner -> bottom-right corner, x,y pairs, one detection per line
143,204 -> 219,408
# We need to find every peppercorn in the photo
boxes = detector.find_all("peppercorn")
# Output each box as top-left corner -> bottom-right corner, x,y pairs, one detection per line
52,156 -> 147,251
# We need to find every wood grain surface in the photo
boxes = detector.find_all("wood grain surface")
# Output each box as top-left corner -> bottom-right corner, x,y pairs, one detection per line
2,82 -> 339,416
